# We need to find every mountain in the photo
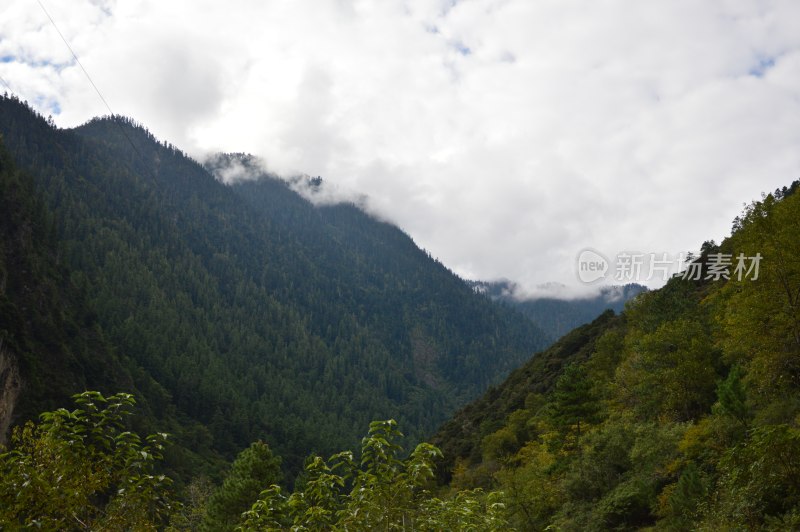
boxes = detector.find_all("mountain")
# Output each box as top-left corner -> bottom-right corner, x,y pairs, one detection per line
0,94 -> 549,480
471,280 -> 646,339
431,180 -> 800,529
0,139 -> 136,441
4,91 -> 800,529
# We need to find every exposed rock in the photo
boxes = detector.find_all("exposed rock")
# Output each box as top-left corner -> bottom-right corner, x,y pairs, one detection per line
0,341 -> 22,445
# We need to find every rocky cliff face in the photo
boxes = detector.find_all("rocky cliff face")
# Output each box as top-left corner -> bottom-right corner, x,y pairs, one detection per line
0,343 -> 22,445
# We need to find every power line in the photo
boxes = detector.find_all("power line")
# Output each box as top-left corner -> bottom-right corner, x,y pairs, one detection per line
36,0 -> 155,175
36,0 -> 114,117
0,75 -> 11,93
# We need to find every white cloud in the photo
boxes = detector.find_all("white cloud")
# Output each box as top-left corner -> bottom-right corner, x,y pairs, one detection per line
2,0 -> 799,292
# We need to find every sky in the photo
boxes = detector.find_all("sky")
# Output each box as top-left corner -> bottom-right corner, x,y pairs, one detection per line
2,0 -> 800,298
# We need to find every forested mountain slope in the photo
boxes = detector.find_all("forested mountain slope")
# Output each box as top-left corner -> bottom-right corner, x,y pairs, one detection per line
433,180 -> 800,529
0,94 -> 548,479
0,141 -> 136,441
431,309 -> 621,482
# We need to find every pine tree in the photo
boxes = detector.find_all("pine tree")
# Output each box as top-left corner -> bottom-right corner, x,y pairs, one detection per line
549,363 -> 598,447
716,365 -> 750,426
202,441 -> 283,531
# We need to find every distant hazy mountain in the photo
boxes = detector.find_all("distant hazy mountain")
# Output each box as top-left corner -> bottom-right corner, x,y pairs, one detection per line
470,280 -> 646,339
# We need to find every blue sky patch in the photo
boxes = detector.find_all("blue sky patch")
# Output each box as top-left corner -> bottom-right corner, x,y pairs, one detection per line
453,41 -> 471,56
749,56 -> 775,78
32,95 -> 62,116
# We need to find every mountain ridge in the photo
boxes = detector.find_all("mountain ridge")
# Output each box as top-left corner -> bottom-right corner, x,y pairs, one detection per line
0,94 -> 549,481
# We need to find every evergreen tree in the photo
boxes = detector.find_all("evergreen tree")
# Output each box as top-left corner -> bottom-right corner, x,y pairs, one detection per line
715,365 -> 750,426
549,363 -> 598,445
203,441 -> 283,531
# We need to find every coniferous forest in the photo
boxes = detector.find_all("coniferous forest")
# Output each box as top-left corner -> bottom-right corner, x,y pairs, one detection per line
2,91 -> 800,529
0,93 -> 550,474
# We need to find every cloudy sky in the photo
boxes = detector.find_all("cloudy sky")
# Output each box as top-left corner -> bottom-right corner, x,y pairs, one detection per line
2,0 -> 799,296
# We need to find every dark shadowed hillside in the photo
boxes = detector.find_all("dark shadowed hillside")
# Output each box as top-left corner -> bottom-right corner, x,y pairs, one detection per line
0,94 -> 548,480
0,139 -> 138,441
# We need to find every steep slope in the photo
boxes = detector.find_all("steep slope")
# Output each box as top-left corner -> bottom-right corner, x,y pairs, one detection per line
432,181 -> 800,530
0,95 -> 548,478
0,137 -> 136,442
430,309 -> 621,482
227,166 -> 546,391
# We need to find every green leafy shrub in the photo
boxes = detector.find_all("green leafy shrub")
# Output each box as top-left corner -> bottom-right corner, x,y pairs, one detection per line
0,391 -> 175,530
237,420 -> 510,531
